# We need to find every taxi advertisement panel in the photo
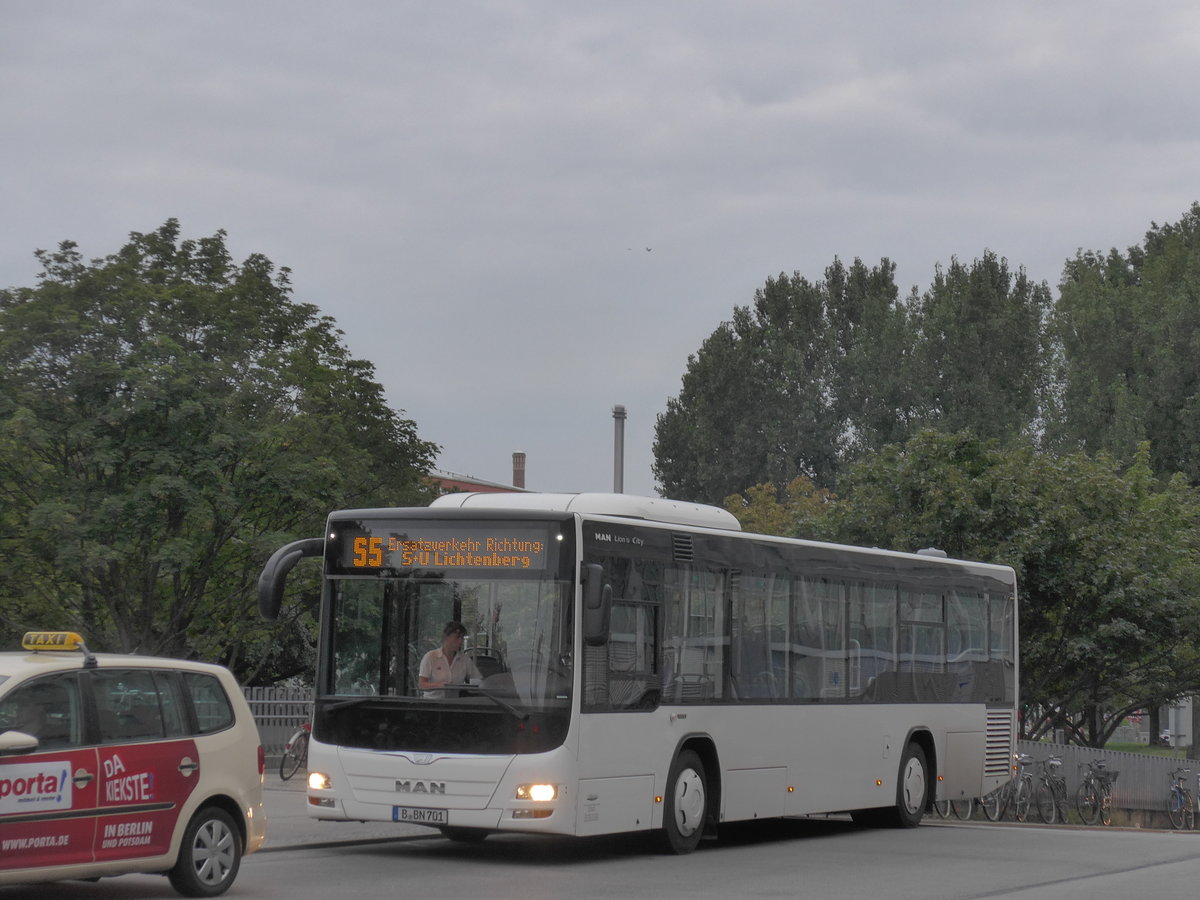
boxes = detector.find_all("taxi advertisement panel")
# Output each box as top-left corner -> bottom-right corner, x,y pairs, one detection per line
0,748 -> 98,870
93,739 -> 199,862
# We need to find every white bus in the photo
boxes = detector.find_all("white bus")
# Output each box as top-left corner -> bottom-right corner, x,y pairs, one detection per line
258,492 -> 1018,852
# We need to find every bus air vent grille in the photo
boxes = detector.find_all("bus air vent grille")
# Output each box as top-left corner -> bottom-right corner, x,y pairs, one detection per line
672,533 -> 694,562
984,709 -> 1015,778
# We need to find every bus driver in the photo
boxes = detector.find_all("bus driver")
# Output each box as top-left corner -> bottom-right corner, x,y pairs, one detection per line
419,621 -> 481,697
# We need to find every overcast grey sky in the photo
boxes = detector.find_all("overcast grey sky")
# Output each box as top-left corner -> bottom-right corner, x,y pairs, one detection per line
3,2 -> 1198,498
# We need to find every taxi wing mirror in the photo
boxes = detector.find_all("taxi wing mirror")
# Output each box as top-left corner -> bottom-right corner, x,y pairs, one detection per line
0,730 -> 39,756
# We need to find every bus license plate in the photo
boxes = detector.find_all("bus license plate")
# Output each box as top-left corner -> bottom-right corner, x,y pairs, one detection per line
394,806 -> 448,825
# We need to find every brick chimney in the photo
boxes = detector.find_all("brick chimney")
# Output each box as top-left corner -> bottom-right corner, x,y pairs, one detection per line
512,451 -> 526,489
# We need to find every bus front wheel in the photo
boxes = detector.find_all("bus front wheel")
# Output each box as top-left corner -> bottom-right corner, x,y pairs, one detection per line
662,749 -> 708,854
894,742 -> 929,827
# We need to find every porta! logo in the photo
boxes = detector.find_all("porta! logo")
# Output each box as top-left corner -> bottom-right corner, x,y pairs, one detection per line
0,763 -> 72,813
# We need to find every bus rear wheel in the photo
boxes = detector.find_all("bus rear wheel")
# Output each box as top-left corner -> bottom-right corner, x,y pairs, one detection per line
662,749 -> 708,854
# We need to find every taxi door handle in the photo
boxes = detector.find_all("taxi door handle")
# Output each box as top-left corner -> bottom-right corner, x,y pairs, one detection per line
72,768 -> 95,789
178,758 -> 199,777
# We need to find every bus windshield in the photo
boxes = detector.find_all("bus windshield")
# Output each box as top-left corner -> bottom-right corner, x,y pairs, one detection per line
329,575 -> 573,709
313,513 -> 576,754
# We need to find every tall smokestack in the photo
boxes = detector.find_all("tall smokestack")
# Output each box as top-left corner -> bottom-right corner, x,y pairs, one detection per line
612,405 -> 626,493
512,451 -> 526,489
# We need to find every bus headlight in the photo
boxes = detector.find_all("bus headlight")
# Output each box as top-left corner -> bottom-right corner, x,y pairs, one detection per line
515,783 -> 557,802
308,771 -> 332,791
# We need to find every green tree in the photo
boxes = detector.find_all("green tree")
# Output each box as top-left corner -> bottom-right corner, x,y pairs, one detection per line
653,314 -> 778,504
912,251 -> 1051,442
1051,203 -> 1200,483
0,221 -> 439,683
654,257 -> 914,502
829,258 -> 924,455
654,251 -> 1051,504
827,431 -> 1200,747
722,475 -> 837,539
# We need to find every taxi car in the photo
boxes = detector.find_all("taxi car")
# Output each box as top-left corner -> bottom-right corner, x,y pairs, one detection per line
0,632 -> 266,896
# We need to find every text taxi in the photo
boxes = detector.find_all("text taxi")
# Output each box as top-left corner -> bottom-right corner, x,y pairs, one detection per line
0,632 -> 266,896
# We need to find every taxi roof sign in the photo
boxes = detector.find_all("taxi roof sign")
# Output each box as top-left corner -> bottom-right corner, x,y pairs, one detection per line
23,631 -> 86,651
21,631 -> 97,666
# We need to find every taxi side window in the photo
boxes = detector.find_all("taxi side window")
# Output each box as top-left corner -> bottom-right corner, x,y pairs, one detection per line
182,672 -> 235,733
0,674 -> 82,749
93,669 -> 187,742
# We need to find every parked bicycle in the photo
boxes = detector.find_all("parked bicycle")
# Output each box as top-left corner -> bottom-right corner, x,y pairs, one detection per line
279,721 -> 311,781
1075,758 -> 1118,826
982,753 -> 1034,822
1033,755 -> 1068,824
1166,767 -> 1194,830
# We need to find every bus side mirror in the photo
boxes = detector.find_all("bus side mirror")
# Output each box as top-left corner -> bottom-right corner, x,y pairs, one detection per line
581,563 -> 612,646
258,538 -> 325,620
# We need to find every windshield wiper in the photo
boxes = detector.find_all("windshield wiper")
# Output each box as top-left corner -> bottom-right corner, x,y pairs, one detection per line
323,696 -> 384,712
448,683 -> 529,721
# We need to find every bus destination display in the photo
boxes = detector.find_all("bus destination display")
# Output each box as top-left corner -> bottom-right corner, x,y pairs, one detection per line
335,522 -> 551,572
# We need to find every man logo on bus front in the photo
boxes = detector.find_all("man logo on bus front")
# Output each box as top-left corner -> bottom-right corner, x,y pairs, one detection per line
396,780 -> 446,794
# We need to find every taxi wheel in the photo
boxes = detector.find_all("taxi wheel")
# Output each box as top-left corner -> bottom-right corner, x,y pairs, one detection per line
168,807 -> 242,898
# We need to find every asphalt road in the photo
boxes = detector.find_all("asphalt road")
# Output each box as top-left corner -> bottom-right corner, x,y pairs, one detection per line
6,777 -> 1200,899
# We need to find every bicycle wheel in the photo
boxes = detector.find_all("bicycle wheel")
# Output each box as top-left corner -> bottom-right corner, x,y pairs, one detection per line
1185,790 -> 1195,830
1076,781 -> 1100,825
1099,783 -> 1114,826
1013,774 -> 1033,822
1035,780 -> 1057,824
982,787 -> 1004,822
1053,782 -> 1068,824
279,729 -> 307,781
1167,787 -> 1186,829
933,800 -> 951,818
951,798 -> 974,820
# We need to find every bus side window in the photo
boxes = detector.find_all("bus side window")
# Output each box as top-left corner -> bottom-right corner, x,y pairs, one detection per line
606,602 -> 658,709
849,582 -> 897,699
731,572 -> 778,700
661,564 -> 725,703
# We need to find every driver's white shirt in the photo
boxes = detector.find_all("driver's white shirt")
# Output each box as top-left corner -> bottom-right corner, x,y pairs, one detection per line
419,647 -> 480,696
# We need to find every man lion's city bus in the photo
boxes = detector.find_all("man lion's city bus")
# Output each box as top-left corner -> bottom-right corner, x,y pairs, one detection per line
258,492 -> 1017,852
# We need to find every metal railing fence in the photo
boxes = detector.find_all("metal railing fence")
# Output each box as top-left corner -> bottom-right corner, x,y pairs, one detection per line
1017,739 -> 1200,823
244,686 -> 312,757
